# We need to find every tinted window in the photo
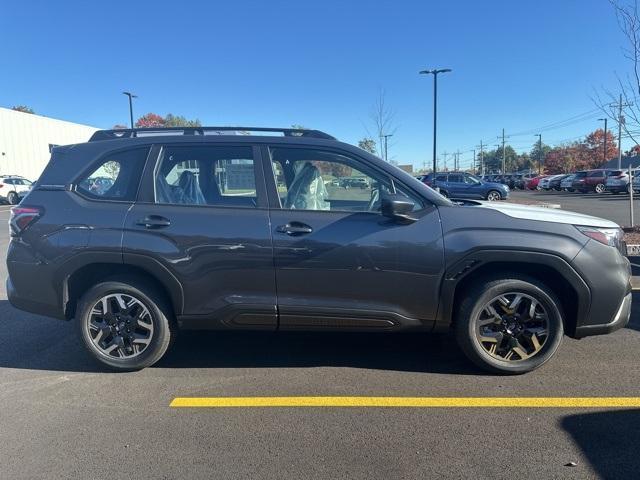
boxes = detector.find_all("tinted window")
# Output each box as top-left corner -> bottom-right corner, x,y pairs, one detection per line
435,175 -> 447,182
574,171 -> 587,178
448,174 -> 463,183
587,171 -> 603,177
77,148 -> 148,200
154,145 -> 257,208
269,147 -> 423,213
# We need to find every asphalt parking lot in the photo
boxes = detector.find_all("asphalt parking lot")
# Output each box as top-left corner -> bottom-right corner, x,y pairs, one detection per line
0,203 -> 639,479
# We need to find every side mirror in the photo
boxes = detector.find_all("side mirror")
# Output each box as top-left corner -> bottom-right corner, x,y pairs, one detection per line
381,194 -> 417,223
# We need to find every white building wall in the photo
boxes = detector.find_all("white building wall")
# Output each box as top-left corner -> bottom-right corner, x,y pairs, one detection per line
0,107 -> 99,180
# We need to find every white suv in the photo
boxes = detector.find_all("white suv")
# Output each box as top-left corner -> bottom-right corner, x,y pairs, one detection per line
0,176 -> 33,204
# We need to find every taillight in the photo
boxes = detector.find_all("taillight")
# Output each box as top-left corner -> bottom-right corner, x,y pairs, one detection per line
9,206 -> 41,236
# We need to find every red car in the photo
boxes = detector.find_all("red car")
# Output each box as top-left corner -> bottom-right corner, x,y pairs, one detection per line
525,175 -> 547,190
572,169 -> 614,194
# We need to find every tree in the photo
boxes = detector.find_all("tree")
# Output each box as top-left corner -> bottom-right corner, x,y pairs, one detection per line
368,89 -> 396,159
585,128 -> 619,163
11,105 -> 34,114
164,113 -> 201,127
358,137 -> 377,154
135,113 -> 165,128
594,1 -> 640,147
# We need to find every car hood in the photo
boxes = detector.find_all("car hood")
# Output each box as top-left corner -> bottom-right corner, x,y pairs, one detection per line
473,201 -> 619,228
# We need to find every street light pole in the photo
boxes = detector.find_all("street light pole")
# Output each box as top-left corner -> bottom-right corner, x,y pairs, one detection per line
598,118 -> 608,164
382,134 -> 393,162
122,91 -> 138,129
420,68 -> 452,173
535,134 -> 542,174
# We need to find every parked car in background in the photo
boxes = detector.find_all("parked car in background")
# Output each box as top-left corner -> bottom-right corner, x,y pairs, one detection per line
573,169 -> 613,193
525,175 -> 546,190
605,170 -> 630,194
0,176 -> 33,204
340,177 -> 369,189
560,174 -> 576,191
547,174 -> 568,191
421,171 -> 509,200
540,174 -> 569,191
514,173 -> 535,190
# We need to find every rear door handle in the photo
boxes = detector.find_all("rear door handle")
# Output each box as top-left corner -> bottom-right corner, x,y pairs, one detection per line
276,222 -> 313,236
136,215 -> 171,229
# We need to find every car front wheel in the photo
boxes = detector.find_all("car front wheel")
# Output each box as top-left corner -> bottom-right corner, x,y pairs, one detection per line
76,277 -> 175,371
455,274 -> 564,374
486,190 -> 502,201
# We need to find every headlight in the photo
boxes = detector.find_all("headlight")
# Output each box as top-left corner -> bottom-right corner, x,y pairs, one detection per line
576,225 -> 623,248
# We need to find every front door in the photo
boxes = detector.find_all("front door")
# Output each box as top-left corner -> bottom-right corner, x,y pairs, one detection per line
264,145 -> 444,330
122,143 -> 277,329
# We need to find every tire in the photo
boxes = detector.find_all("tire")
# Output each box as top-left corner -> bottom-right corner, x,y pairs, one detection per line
486,190 -> 502,201
595,183 -> 605,194
7,191 -> 19,205
455,274 -> 564,374
76,277 -> 175,371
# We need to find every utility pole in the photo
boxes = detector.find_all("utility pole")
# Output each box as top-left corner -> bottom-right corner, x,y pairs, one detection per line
473,149 -> 476,174
497,128 -> 507,173
598,118 -> 608,164
456,149 -> 461,170
476,140 -> 485,175
614,94 -> 632,169
535,134 -> 542,174
443,151 -> 449,171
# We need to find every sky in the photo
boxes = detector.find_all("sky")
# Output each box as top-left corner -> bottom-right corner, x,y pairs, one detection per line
0,0 -> 631,170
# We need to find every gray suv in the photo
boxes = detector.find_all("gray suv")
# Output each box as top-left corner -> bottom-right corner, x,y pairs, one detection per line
6,127 -> 632,374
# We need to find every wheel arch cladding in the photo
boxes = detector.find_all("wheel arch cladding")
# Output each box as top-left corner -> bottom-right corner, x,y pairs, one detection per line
441,256 -> 588,338
64,263 -> 181,320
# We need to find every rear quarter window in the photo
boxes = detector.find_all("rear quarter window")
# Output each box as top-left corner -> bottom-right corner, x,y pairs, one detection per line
76,147 -> 149,201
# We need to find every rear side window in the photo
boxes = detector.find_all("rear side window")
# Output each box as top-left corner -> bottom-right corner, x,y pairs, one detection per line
154,145 -> 257,208
77,147 -> 148,201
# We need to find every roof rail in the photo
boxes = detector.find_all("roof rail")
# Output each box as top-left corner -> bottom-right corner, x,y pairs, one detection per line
88,126 -> 336,142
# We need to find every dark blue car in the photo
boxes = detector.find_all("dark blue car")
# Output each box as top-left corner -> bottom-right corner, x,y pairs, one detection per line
421,171 -> 509,201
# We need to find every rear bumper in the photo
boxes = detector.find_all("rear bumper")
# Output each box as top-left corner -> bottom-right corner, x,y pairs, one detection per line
6,276 -> 66,320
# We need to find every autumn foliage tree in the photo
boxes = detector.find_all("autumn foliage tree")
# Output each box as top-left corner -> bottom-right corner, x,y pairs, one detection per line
11,105 -> 34,114
543,129 -> 619,174
134,113 -> 201,128
135,113 -> 166,128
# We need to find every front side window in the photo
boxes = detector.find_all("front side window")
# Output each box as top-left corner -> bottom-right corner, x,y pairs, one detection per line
77,148 -> 148,200
269,147 -> 423,213
464,174 -> 481,185
154,145 -> 257,208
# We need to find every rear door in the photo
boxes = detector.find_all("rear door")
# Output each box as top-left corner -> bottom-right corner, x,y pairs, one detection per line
122,143 -> 277,329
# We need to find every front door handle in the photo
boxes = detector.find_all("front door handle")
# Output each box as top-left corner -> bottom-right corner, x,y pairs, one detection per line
276,222 -> 313,236
136,215 -> 171,229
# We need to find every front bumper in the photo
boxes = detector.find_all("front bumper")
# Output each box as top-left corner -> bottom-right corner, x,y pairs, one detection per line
571,240 -> 632,338
574,292 -> 631,338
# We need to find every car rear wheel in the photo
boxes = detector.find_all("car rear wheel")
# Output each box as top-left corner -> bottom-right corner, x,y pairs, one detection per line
595,183 -> 605,194
7,191 -> 19,205
486,190 -> 502,201
455,274 -> 564,374
76,278 -> 175,371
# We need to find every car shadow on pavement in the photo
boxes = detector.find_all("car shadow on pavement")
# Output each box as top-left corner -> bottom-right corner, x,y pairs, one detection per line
0,300 -> 479,375
561,410 -> 640,479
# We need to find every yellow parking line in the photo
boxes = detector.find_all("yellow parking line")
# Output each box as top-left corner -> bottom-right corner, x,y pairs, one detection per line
170,396 -> 640,408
